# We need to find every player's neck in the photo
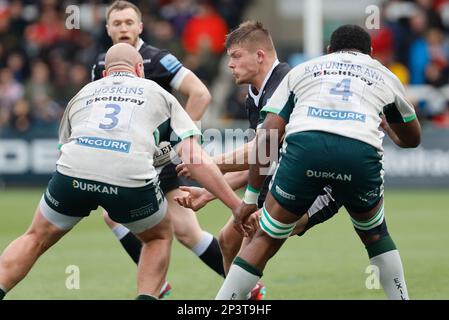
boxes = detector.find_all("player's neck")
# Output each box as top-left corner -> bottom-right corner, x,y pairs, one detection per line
107,67 -> 136,76
252,58 -> 277,92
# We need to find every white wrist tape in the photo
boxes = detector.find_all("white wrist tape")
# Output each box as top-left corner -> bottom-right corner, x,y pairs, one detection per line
243,185 -> 260,205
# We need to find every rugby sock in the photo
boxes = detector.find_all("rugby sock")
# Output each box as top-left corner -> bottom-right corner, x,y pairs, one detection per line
136,294 -> 158,300
215,257 -> 262,300
366,235 -> 409,300
0,286 -> 6,300
192,231 -> 225,277
112,225 -> 142,264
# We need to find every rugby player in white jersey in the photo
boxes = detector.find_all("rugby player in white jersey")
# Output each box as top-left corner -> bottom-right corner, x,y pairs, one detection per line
92,1 -> 226,298
0,43 -> 241,300
216,25 -> 421,300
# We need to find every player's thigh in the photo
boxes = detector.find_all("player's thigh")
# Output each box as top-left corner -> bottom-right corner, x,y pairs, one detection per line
268,132 -> 326,216
40,171 -> 98,230
165,188 -> 203,244
328,135 -> 384,214
99,182 -> 168,235
135,205 -> 173,244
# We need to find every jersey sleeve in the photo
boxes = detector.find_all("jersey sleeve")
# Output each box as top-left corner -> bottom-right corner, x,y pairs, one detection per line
58,100 -> 73,150
164,93 -> 202,145
260,73 -> 296,123
153,51 -> 184,88
91,54 -> 105,81
383,74 -> 417,123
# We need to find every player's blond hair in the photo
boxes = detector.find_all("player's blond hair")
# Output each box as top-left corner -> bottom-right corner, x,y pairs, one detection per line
106,0 -> 142,22
225,20 -> 275,53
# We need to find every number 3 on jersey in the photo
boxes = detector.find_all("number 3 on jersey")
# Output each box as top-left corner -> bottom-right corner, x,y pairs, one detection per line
99,104 -> 121,129
330,78 -> 352,101
88,103 -> 134,132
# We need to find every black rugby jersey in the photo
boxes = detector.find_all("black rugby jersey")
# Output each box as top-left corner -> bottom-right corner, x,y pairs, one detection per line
246,62 -> 291,130
91,40 -> 183,93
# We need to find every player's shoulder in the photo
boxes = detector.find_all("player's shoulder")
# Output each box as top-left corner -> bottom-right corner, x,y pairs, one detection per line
274,62 -> 292,77
139,42 -> 171,62
94,52 -> 106,65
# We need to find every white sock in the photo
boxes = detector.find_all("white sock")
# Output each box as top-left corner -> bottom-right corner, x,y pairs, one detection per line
370,250 -> 409,300
191,231 -> 213,256
215,264 -> 260,300
112,224 -> 130,240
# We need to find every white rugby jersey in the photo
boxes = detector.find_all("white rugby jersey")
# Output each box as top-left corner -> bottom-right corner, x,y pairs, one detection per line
57,72 -> 201,187
261,51 -> 416,151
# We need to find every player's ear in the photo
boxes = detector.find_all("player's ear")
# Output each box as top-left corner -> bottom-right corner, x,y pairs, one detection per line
370,46 -> 373,56
256,49 -> 265,63
138,22 -> 143,35
326,45 -> 331,54
102,70 -> 106,77
136,63 -> 144,77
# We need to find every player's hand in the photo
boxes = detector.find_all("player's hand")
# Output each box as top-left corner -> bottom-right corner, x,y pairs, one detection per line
176,163 -> 192,178
233,201 -> 258,236
243,210 -> 261,238
173,186 -> 213,211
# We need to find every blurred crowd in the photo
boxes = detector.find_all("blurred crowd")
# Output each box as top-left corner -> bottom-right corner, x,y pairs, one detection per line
369,0 -> 449,128
0,0 -> 249,138
0,0 -> 448,140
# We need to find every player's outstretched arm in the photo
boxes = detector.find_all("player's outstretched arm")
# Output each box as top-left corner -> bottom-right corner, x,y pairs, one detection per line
176,137 -> 241,211
213,139 -> 255,173
175,171 -> 249,211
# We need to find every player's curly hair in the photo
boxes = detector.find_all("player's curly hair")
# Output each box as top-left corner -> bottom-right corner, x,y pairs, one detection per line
329,24 -> 371,54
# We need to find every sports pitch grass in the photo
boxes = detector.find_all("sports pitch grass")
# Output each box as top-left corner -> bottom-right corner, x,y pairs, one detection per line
0,188 -> 448,300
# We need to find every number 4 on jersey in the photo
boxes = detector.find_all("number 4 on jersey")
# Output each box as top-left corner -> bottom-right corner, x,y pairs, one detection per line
330,78 -> 353,101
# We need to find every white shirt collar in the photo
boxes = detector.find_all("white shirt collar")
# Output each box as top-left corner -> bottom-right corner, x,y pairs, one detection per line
135,38 -> 144,51
248,59 -> 280,106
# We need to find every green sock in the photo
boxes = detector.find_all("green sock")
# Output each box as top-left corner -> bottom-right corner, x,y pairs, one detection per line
0,288 -> 6,300
136,294 -> 157,300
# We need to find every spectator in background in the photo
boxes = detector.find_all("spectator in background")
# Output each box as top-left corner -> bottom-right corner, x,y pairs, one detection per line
182,0 -> 228,55
6,52 -> 27,82
424,27 -> 449,87
181,0 -> 228,85
0,68 -> 23,112
371,27 -> 410,84
409,8 -> 429,84
145,18 -> 185,59
8,98 -> 32,134
24,59 -> 54,105
0,9 -> 21,56
160,0 -> 197,37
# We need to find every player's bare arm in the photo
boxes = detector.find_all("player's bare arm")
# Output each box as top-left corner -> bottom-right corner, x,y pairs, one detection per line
178,72 -> 211,121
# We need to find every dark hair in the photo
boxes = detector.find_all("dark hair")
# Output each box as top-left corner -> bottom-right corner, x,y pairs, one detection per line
225,20 -> 274,52
329,24 -> 371,54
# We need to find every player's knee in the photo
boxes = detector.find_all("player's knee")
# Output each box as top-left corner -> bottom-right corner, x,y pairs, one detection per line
218,227 -> 240,256
354,219 -> 389,246
259,206 -> 297,240
174,231 -> 192,248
